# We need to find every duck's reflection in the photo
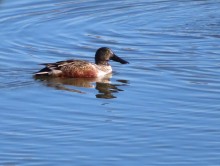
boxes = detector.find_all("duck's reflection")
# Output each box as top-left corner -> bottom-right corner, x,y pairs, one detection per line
34,74 -> 128,99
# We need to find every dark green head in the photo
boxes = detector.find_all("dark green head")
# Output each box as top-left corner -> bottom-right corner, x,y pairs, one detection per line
95,47 -> 129,65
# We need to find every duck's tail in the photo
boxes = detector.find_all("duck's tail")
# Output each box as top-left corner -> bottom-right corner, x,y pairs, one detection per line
35,67 -> 51,76
35,67 -> 63,77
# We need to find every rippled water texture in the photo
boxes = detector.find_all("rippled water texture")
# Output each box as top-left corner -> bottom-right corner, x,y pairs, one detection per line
0,0 -> 220,165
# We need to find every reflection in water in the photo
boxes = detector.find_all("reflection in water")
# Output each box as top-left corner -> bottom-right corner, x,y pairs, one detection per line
96,79 -> 129,99
34,74 -> 128,99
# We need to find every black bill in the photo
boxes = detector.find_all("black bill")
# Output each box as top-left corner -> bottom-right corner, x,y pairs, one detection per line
111,54 -> 129,64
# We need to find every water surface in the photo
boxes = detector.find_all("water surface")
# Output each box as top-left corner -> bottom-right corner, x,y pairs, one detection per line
0,0 -> 220,165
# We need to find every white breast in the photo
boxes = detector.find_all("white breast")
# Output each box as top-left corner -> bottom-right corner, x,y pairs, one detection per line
96,65 -> 112,77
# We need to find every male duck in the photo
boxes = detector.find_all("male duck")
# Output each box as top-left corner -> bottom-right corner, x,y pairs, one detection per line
35,47 -> 129,78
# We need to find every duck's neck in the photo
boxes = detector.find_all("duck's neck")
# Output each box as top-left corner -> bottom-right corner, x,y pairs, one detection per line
96,61 -> 109,66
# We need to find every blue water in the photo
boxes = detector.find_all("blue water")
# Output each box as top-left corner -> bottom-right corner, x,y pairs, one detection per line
0,0 -> 220,165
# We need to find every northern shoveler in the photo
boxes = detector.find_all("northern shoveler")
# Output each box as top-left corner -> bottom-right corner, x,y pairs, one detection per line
35,47 -> 129,78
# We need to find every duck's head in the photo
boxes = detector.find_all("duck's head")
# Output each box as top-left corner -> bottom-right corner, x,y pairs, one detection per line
95,47 -> 129,65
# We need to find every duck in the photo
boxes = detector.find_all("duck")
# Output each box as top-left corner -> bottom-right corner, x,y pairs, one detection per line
35,47 -> 129,78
